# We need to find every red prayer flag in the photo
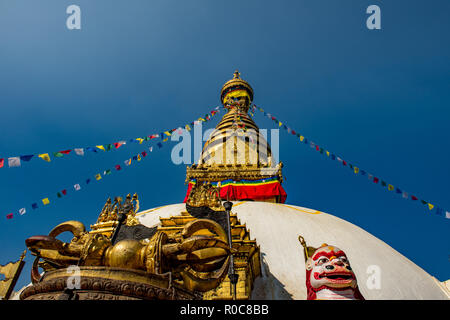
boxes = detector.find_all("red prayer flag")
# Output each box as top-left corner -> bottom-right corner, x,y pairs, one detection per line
141,151 -> 147,157
0,158 -> 4,168
115,164 -> 122,171
6,213 -> 13,219
60,150 -> 71,154
411,195 -> 418,200
373,177 -> 379,183
62,189 -> 67,195
343,160 -> 347,166
315,145 -> 319,151
114,142 -> 123,149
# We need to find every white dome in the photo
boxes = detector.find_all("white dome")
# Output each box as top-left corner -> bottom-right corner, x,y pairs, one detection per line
137,201 -> 449,300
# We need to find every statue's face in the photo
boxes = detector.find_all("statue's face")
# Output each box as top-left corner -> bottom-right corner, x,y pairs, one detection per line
306,245 -> 357,289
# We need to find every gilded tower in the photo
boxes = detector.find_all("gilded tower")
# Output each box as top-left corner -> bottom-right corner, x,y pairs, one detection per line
185,70 -> 287,203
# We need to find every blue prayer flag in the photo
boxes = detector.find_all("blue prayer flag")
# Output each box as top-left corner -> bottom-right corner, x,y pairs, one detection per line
20,155 -> 34,161
32,203 -> 38,209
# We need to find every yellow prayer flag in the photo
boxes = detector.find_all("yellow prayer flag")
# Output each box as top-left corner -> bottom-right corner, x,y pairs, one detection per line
388,184 -> 394,191
95,174 -> 102,180
326,151 -> 330,157
354,167 -> 359,174
96,145 -> 106,151
42,198 -> 50,205
137,154 -> 141,161
136,138 -> 144,144
163,138 -> 168,142
185,124 -> 191,131
164,131 -> 171,136
278,122 -> 282,127
428,203 -> 434,210
300,136 -> 304,142
38,153 -> 51,162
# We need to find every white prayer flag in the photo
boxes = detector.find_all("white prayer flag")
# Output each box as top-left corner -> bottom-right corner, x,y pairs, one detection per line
74,148 -> 85,156
402,192 -> 408,199
446,211 -> 450,219
74,184 -> 81,191
8,157 -> 21,167
19,208 -> 26,215
149,147 -> 153,152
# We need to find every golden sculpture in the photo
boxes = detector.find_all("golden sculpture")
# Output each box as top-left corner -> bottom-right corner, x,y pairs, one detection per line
186,182 -> 224,211
0,251 -> 26,300
26,213 -> 231,293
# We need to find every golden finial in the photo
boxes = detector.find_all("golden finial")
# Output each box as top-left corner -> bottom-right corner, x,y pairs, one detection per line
298,235 -> 318,262
233,70 -> 241,79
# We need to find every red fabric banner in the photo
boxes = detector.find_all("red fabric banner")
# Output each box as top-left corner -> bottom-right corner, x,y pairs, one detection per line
183,181 -> 287,203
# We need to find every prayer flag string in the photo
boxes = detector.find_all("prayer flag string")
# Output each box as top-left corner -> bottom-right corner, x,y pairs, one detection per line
250,104 -> 449,220
3,108 -> 221,220
0,107 -> 221,169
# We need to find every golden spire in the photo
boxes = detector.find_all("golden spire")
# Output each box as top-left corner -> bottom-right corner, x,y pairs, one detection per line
186,71 -> 283,186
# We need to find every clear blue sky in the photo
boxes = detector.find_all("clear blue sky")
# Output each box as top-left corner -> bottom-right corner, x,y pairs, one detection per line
0,0 -> 449,291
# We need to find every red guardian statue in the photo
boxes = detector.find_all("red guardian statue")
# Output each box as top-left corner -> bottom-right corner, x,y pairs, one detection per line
298,236 -> 365,300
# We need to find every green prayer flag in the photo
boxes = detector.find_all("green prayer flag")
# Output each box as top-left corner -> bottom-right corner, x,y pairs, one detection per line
381,181 -> 387,187
57,192 -> 62,198
53,152 -> 63,158
106,144 -> 113,151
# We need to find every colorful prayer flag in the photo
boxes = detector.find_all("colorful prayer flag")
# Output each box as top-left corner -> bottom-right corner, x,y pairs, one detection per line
124,159 -> 131,166
427,203 -> 434,210
95,174 -> 102,180
19,208 -> 26,215
20,155 -> 34,162
8,157 -> 21,167
164,131 -> 171,137
104,169 -> 111,175
57,192 -> 62,198
74,184 -> 81,191
32,203 -> 38,209
354,167 -> 359,174
115,164 -> 122,171
38,153 -> 51,162
53,152 -> 63,158
388,184 -> 394,191
373,177 -> 379,184
6,213 -> 13,219
87,147 -> 97,153
96,145 -> 106,151
42,198 -> 50,205
136,138 -> 144,144
86,179 -> 91,184
446,211 -> 450,219
411,195 -> 418,201
60,150 -> 71,155
141,151 -> 147,157
74,148 -> 85,156
62,189 -> 67,195
0,158 -> 4,168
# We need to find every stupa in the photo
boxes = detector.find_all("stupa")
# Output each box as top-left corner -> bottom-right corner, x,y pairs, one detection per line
7,71 -> 449,300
